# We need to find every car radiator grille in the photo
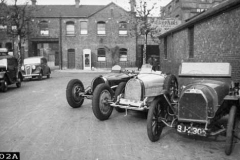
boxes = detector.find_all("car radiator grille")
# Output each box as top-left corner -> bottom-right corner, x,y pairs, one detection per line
124,79 -> 142,101
178,93 -> 207,121
25,65 -> 32,75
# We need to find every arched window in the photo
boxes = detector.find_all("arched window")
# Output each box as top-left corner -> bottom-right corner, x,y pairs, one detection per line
66,21 -> 75,36
119,48 -> 127,61
97,21 -> 106,35
97,48 -> 106,61
119,21 -> 127,35
39,20 -> 49,36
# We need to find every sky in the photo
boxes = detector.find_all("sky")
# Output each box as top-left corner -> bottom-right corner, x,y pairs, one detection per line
7,0 -> 172,8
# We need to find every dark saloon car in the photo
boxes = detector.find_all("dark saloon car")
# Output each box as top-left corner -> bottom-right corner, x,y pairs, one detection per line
0,48 -> 22,92
147,62 -> 240,155
66,65 -> 137,108
21,56 -> 51,80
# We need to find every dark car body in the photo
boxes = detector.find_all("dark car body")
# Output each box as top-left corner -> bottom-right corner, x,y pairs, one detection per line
146,62 -> 239,155
66,65 -> 137,108
21,56 -> 51,80
0,48 -> 22,92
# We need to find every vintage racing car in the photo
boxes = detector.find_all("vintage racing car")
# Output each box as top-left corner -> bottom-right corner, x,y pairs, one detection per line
0,48 -> 22,92
21,56 -> 51,80
66,65 -> 137,108
91,64 -> 178,120
147,62 -> 240,155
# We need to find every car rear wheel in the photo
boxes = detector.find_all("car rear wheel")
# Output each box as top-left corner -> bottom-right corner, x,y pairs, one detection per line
16,78 -> 21,88
47,69 -> 51,78
38,71 -> 43,80
114,82 -> 126,112
147,98 -> 165,142
225,105 -> 237,155
66,79 -> 85,108
163,74 -> 178,103
92,83 -> 114,120
1,77 -> 8,92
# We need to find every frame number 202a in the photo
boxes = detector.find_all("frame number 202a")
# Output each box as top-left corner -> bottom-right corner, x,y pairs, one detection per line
0,152 -> 20,160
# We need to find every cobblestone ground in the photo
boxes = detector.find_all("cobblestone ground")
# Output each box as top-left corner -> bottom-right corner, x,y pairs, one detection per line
0,71 -> 239,160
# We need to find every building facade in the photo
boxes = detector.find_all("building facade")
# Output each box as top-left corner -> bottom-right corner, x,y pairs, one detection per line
159,0 -> 240,81
161,0 -> 226,22
27,0 -> 137,69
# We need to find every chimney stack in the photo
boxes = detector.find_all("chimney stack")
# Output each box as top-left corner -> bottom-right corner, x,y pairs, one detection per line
31,0 -> 37,5
129,0 -> 136,12
75,0 -> 80,8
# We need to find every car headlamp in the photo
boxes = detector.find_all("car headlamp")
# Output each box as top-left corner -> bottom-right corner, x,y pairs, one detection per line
32,65 -> 36,69
21,66 -> 24,70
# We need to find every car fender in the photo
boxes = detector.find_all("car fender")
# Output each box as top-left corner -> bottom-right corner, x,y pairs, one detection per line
0,72 -> 5,79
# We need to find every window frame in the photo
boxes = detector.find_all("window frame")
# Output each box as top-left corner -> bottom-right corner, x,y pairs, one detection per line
66,21 -> 75,36
97,21 -> 106,35
119,21 -> 128,36
39,20 -> 49,36
97,48 -> 106,61
164,37 -> 168,60
119,48 -> 128,62
80,21 -> 88,35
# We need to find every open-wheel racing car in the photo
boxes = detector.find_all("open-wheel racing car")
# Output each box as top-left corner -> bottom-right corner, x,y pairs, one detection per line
146,62 -> 240,155
66,65 -> 137,108
91,64 -> 178,120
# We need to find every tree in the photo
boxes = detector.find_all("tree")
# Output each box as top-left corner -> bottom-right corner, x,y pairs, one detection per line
129,0 -> 160,65
2,0 -> 36,65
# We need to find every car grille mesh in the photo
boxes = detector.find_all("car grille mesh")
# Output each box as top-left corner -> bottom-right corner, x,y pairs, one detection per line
25,65 -> 32,75
179,93 -> 207,121
124,79 -> 142,101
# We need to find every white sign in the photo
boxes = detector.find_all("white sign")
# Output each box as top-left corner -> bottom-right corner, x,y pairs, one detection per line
151,19 -> 181,36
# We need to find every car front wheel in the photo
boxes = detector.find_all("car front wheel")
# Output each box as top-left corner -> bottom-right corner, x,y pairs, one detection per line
38,71 -> 43,80
66,79 -> 85,108
92,83 -> 114,120
147,98 -> 165,142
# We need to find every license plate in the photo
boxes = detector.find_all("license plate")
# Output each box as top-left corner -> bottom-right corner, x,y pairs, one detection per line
177,125 -> 206,136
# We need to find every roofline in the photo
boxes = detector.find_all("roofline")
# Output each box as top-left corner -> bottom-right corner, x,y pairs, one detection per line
159,0 -> 240,38
88,2 -> 129,17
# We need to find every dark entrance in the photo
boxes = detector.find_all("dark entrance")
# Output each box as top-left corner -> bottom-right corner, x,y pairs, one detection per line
68,49 -> 75,69
137,45 -> 160,68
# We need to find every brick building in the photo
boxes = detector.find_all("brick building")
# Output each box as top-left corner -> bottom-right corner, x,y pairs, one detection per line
27,0 -> 137,69
158,0 -> 240,81
161,0 -> 226,22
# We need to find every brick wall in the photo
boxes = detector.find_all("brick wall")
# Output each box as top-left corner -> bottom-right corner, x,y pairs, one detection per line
61,3 -> 137,69
160,5 -> 240,82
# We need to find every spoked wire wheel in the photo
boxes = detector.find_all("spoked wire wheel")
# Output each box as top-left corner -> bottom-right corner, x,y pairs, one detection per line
92,83 -> 114,120
147,98 -> 165,142
163,74 -> 178,103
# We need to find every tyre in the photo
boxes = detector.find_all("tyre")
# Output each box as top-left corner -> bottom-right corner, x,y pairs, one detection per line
92,83 -> 114,120
163,74 -> 178,103
225,105 -> 237,155
114,82 -> 126,112
38,71 -> 43,80
66,79 -> 85,108
47,69 -> 51,78
1,77 -> 8,92
16,78 -> 21,88
147,98 -> 165,142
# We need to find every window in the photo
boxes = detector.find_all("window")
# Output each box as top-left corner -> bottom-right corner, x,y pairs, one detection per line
5,42 -> 13,51
164,37 -> 168,59
119,21 -> 127,35
0,43 -> 2,48
39,21 -> 49,36
97,21 -> 106,35
80,21 -> 88,35
66,21 -> 75,36
119,48 -> 127,61
97,48 -> 106,61
188,26 -> 194,58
